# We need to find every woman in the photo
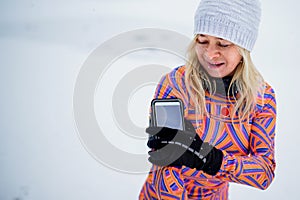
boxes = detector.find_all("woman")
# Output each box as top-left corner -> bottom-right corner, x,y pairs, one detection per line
139,0 -> 276,199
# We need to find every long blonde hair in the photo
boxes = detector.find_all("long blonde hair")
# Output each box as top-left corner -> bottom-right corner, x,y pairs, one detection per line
185,36 -> 265,121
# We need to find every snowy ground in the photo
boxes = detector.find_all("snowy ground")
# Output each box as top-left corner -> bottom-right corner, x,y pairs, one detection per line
0,0 -> 299,199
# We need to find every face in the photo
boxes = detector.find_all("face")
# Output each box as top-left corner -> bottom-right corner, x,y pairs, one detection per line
195,34 -> 242,78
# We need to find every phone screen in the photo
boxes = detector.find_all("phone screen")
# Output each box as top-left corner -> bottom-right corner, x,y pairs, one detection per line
153,100 -> 184,130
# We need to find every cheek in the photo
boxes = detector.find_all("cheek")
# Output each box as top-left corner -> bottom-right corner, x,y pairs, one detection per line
227,52 -> 242,68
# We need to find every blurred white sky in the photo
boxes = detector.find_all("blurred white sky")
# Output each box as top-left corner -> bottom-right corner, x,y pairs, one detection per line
0,0 -> 299,199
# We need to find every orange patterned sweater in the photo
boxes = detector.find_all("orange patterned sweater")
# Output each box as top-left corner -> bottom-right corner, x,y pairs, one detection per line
139,65 -> 276,200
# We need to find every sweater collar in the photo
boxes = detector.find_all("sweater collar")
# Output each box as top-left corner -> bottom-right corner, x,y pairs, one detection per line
203,75 -> 238,96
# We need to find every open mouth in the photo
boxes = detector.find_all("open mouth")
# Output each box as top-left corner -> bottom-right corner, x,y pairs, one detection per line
207,62 -> 225,68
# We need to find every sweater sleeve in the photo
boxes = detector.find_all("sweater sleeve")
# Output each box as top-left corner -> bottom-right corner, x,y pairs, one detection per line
152,66 -> 188,103
145,66 -> 191,199
216,85 -> 276,190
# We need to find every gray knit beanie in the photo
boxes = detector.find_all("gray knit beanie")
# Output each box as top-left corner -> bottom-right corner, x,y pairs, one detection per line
194,0 -> 261,51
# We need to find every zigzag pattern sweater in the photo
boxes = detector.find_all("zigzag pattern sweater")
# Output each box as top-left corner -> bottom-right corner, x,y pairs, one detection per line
139,65 -> 276,200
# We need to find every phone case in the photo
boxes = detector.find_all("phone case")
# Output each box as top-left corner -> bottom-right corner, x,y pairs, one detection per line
150,98 -> 185,130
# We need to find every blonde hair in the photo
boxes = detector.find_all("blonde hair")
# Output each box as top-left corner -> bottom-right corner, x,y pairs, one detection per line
185,36 -> 265,122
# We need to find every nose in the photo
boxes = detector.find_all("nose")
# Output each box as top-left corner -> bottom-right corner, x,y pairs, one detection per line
205,44 -> 220,60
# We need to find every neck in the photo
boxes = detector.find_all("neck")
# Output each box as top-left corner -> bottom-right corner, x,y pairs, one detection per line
203,74 -> 238,96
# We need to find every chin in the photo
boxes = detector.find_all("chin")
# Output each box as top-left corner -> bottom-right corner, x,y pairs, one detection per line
207,72 -> 226,78
206,69 -> 235,78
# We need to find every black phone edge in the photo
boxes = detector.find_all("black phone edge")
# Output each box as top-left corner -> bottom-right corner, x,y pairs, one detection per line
150,98 -> 185,130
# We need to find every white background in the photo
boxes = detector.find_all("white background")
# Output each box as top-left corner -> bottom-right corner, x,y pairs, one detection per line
0,0 -> 299,199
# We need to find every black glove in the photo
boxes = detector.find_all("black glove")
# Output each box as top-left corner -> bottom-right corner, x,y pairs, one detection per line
146,119 -> 223,175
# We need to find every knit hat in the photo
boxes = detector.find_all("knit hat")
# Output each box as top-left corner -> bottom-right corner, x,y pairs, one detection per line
194,0 -> 261,51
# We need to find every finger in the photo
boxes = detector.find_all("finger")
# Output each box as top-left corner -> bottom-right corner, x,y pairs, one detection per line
146,126 -> 178,137
147,136 -> 166,149
148,150 -> 185,168
148,152 -> 179,167
149,143 -> 187,160
184,118 -> 196,132
148,150 -> 170,166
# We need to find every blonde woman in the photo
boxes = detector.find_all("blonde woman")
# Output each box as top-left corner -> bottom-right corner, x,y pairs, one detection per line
139,0 -> 276,199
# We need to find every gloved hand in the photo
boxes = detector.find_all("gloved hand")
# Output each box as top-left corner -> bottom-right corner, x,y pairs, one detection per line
146,119 -> 223,175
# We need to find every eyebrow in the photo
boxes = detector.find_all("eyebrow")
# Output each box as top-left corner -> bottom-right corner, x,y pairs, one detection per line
199,34 -> 224,40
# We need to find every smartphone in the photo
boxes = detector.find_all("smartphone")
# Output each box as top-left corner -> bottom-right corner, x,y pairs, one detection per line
151,98 -> 185,130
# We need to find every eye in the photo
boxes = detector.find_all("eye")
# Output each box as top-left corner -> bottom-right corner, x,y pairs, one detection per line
196,38 -> 208,45
218,42 -> 232,48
